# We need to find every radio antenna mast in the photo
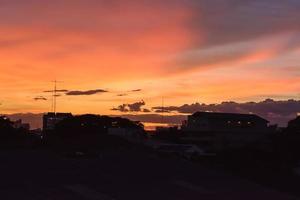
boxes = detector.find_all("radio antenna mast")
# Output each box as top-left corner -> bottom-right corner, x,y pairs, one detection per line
161,96 -> 164,124
51,80 -> 63,114
54,80 -> 57,114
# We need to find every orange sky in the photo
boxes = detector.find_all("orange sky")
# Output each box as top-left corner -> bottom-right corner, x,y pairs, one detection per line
0,0 -> 300,115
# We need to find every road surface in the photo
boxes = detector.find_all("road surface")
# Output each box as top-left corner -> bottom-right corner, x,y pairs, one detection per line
0,149 -> 298,200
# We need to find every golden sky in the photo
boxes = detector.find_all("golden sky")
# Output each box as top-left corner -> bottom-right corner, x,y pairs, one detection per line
1,0 -> 300,115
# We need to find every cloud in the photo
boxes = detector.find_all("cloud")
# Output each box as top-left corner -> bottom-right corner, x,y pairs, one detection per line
154,109 -> 171,113
111,104 -> 129,112
44,88 -> 108,96
131,89 -> 142,92
1,0 -> 300,116
175,31 -> 300,74
116,89 -> 141,96
128,100 -> 145,112
43,89 -> 69,93
117,94 -> 128,97
152,99 -> 300,126
164,0 -> 300,74
66,89 -> 108,96
189,0 -> 300,48
143,108 -> 151,113
33,96 -> 47,101
112,100 -> 149,112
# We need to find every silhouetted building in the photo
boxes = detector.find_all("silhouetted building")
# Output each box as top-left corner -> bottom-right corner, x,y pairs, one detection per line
12,119 -> 30,130
182,112 -> 270,151
185,112 -> 269,132
43,112 -> 72,130
153,126 -> 181,142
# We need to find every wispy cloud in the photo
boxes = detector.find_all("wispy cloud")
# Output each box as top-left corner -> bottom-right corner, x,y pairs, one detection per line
66,89 -> 108,96
33,96 -> 47,101
43,89 -> 69,93
143,108 -> 151,113
130,89 -> 142,92
117,93 -> 128,97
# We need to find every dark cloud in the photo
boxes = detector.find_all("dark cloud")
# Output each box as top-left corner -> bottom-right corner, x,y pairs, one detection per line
112,100 -> 148,112
117,94 -> 128,97
189,0 -> 300,48
153,106 -> 178,112
128,100 -> 145,112
33,96 -> 47,101
143,108 -> 151,113
131,89 -> 142,92
154,109 -> 171,113
43,89 -> 69,93
116,89 -> 141,96
66,89 -> 108,96
111,104 -> 129,112
152,99 -> 300,126
171,0 -> 300,71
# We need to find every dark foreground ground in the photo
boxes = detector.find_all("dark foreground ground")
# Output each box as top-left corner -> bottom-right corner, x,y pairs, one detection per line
0,149 -> 299,200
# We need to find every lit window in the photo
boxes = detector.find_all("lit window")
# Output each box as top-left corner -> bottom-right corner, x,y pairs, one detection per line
238,121 -> 241,124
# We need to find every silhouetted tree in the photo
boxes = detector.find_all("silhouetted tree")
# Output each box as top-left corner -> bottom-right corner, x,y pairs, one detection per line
48,114 -> 144,151
0,116 -> 34,147
54,114 -> 143,137
287,116 -> 300,133
0,116 -> 15,139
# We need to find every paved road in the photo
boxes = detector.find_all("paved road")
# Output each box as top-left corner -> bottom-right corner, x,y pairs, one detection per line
0,149 -> 298,200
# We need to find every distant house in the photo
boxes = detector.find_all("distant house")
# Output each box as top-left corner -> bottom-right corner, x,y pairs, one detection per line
43,112 -> 73,131
182,112 -> 271,151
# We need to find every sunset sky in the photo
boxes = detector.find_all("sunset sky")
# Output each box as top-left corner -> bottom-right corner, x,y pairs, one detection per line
1,0 -> 300,126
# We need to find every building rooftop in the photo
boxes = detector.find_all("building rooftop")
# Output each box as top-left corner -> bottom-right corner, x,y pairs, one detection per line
44,112 -> 73,117
191,112 -> 269,123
